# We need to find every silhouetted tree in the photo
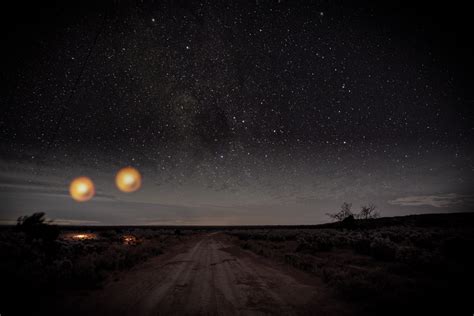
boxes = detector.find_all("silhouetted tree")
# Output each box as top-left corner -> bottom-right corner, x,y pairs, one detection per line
17,212 -> 59,243
357,204 -> 379,220
326,202 -> 353,222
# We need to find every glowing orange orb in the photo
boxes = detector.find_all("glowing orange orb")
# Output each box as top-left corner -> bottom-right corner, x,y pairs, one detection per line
69,177 -> 95,202
116,167 -> 142,192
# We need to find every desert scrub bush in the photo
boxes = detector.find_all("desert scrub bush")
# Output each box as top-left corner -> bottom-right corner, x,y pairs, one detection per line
71,254 -> 104,285
322,266 -> 377,300
266,232 -> 288,242
296,236 -> 333,253
409,231 -> 435,249
230,231 -> 251,241
53,241 -> 164,287
99,230 -> 120,241
284,253 -> 317,272
295,231 -> 338,253
352,236 -> 372,255
94,246 -> 123,271
16,212 -> 60,243
442,236 -> 474,262
394,246 -> 439,268
52,258 -> 74,280
323,265 -> 411,305
118,242 -> 163,269
241,241 -> 251,249
369,237 -> 398,261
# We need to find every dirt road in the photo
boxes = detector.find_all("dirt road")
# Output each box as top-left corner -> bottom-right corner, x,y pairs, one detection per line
75,233 -> 350,316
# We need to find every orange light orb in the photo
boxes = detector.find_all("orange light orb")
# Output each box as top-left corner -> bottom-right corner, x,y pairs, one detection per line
69,177 -> 95,202
116,167 -> 142,192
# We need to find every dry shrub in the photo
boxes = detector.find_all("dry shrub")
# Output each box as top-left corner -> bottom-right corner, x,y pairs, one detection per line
369,237 -> 397,261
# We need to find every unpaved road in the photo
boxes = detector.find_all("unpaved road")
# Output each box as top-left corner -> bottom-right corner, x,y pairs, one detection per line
73,233 -> 351,316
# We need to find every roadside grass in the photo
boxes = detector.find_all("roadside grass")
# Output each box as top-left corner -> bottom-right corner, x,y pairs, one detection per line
0,227 -> 195,314
226,218 -> 474,315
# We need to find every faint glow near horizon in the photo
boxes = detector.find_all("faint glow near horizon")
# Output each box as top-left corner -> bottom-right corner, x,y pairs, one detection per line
122,235 -> 138,245
70,233 -> 96,240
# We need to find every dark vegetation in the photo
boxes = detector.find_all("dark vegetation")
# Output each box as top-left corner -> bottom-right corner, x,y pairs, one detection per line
0,213 -> 197,315
326,202 -> 379,223
1,211 -> 474,315
226,212 -> 474,315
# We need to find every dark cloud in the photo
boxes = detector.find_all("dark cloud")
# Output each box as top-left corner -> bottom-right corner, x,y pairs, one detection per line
389,194 -> 474,209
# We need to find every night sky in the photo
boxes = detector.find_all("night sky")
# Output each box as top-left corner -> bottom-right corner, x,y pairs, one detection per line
0,1 -> 473,225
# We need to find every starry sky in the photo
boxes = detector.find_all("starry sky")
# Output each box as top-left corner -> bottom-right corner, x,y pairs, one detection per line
0,1 -> 473,225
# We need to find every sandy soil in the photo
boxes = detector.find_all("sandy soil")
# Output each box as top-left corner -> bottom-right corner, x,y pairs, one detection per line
68,233 -> 351,316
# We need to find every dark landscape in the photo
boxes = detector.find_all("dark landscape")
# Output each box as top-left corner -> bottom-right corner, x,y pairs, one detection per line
1,211 -> 474,315
1,0 -> 473,315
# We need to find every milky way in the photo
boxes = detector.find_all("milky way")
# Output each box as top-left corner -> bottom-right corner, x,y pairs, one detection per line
0,1 -> 472,225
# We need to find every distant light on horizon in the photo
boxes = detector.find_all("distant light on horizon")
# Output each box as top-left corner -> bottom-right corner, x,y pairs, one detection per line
70,233 -> 96,240
122,234 -> 138,245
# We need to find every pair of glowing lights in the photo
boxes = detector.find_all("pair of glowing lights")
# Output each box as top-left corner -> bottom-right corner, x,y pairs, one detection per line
69,167 -> 141,202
